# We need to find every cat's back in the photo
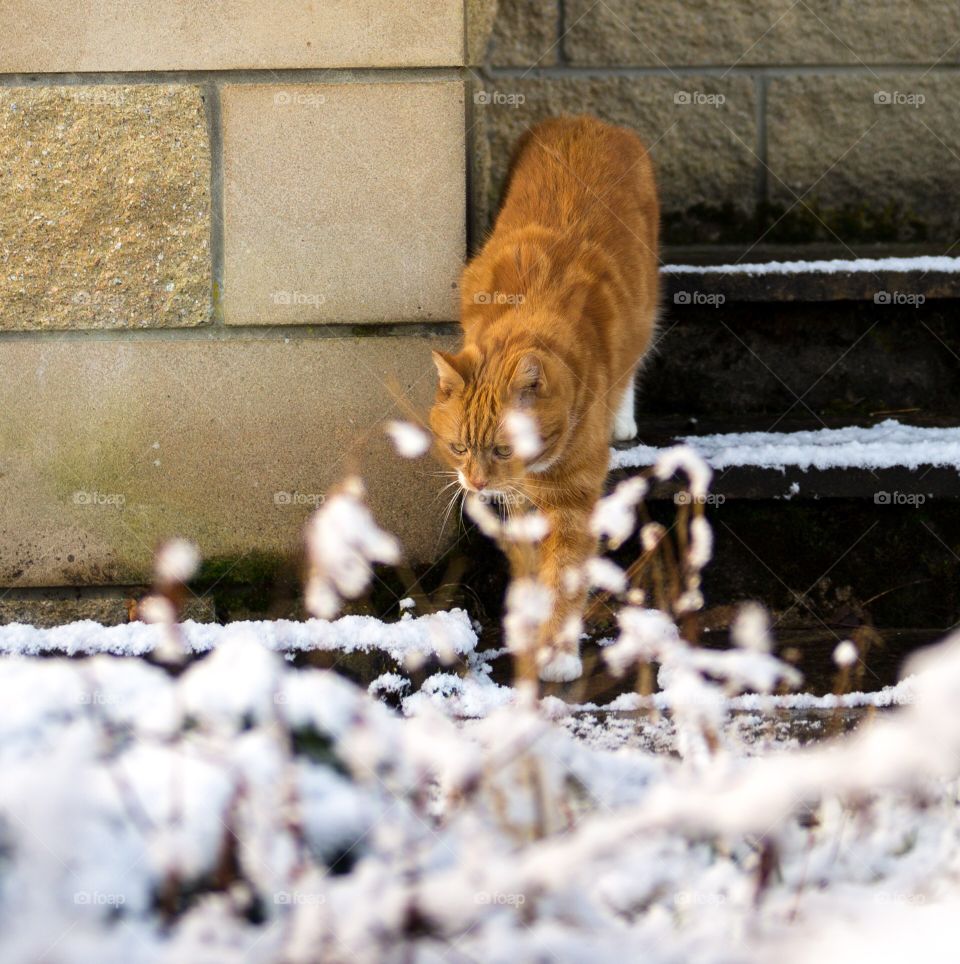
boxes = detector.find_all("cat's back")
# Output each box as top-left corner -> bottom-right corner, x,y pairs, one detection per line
498,115 -> 658,231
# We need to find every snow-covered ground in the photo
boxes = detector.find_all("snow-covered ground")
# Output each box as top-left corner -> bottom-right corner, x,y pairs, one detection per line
0,609 -> 477,662
612,419 -> 960,472
1,610 -> 959,963
3,440 -> 958,962
663,254 -> 960,275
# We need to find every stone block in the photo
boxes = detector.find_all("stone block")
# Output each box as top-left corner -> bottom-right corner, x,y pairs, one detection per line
0,332 -> 458,586
221,82 -> 466,326
0,85 -> 211,330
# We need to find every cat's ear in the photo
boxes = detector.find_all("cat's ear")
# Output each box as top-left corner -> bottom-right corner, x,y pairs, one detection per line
432,350 -> 465,399
510,352 -> 546,405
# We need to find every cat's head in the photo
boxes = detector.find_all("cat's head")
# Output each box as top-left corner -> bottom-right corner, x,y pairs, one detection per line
428,344 -> 575,496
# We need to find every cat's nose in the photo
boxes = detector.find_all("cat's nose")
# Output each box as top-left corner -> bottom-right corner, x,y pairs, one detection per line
467,472 -> 487,491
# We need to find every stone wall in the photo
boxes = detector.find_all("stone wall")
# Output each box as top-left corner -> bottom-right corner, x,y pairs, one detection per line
0,2 -> 487,594
476,0 -> 960,246
3,0 -> 957,605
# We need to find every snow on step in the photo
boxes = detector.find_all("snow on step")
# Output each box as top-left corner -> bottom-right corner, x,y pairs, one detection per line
663,254 -> 960,276
581,674 -> 920,713
612,419 -> 960,473
0,608 -> 477,660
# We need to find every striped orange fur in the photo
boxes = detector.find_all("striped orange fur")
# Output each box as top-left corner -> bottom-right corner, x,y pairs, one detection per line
429,115 -> 660,681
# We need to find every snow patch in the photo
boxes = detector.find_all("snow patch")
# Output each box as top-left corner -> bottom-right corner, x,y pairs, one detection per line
0,609 -> 478,662
612,419 -> 960,472
664,255 -> 960,276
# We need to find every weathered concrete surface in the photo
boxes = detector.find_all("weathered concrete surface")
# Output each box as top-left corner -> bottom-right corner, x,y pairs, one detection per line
637,301 -> 960,417
473,76 -> 757,235
0,333 -> 458,587
767,74 -> 960,242
564,0 -> 960,66
467,0 -> 501,64
0,85 -> 211,330
488,0 -> 558,66
0,590 -> 215,627
221,82 -> 465,326
0,0 -> 466,70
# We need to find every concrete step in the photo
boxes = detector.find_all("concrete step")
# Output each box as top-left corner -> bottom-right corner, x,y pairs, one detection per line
481,627 -> 947,704
640,294 -> 960,418
601,417 -> 960,633
662,246 -> 960,303
612,415 -> 960,501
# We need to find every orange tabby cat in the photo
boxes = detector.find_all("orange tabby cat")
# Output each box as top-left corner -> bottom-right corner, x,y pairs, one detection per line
429,115 -> 660,681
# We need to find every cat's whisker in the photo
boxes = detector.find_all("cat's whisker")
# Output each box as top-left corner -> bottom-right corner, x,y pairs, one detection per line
433,479 -> 462,505
515,476 -> 580,503
512,488 -> 543,514
496,478 -> 550,513
438,487 -> 462,539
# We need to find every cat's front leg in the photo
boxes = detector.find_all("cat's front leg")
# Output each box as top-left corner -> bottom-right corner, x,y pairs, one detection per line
534,503 -> 597,682
612,370 -> 638,442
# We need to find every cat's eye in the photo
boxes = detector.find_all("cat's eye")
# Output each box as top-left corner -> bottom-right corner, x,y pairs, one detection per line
493,445 -> 513,459
449,443 -> 467,456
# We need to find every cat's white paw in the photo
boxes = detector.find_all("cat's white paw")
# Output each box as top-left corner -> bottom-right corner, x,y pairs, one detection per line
613,373 -> 638,442
537,650 -> 583,683
612,413 -> 638,442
